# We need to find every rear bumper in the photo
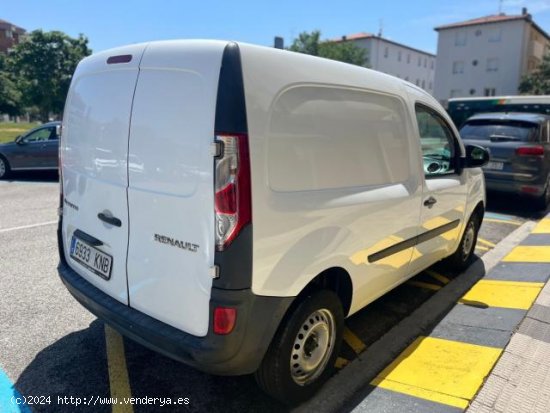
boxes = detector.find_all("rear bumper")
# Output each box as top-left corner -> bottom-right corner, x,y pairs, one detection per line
58,260 -> 293,375
485,178 -> 546,197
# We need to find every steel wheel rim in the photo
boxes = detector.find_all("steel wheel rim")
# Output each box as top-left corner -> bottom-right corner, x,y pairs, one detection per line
0,159 -> 5,177
290,308 -> 336,386
462,222 -> 475,260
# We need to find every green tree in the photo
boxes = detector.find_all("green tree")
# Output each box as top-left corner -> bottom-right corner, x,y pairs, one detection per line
0,54 -> 21,116
519,52 -> 550,95
289,30 -> 368,67
9,30 -> 91,121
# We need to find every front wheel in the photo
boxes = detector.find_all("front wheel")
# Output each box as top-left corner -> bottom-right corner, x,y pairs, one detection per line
0,156 -> 10,179
442,214 -> 480,272
255,290 -> 344,405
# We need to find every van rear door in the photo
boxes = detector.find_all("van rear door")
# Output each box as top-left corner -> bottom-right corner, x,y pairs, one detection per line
126,41 -> 227,337
61,44 -> 147,304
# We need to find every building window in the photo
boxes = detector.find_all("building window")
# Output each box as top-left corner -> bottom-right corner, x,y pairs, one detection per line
421,80 -> 426,89
487,58 -> 499,72
489,29 -> 501,42
455,31 -> 467,46
384,47 -> 389,58
416,79 -> 420,86
405,76 -> 409,81
484,88 -> 496,96
450,89 -> 462,98
424,58 -> 427,68
452,61 -> 464,74
407,54 -> 411,64
429,82 -> 433,90
418,56 -> 421,66
5,29 -> 13,39
398,51 -> 402,61
431,60 -> 434,70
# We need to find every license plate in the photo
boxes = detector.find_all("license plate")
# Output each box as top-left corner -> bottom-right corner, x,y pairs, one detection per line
484,161 -> 504,170
70,236 -> 113,280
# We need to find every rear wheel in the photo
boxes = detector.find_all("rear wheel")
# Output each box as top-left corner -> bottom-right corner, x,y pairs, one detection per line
535,175 -> 550,211
0,156 -> 10,179
255,290 -> 344,405
442,213 -> 480,272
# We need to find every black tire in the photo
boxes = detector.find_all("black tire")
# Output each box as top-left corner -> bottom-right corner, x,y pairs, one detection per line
442,213 -> 481,272
255,290 -> 344,405
535,176 -> 550,211
0,155 -> 10,179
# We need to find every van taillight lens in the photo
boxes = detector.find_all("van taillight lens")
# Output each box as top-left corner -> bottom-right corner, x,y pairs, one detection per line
516,146 -> 544,156
214,133 -> 251,251
213,307 -> 237,335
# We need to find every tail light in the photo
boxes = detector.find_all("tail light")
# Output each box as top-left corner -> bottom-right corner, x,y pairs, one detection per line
213,307 -> 237,335
214,133 -> 251,251
516,146 -> 544,156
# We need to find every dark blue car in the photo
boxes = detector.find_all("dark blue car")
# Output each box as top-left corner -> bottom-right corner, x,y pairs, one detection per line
0,121 -> 61,179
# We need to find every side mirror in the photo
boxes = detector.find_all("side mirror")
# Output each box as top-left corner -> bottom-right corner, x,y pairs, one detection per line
15,136 -> 25,145
464,144 -> 490,168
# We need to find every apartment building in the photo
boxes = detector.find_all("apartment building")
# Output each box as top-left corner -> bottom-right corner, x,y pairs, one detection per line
333,33 -> 436,94
0,19 -> 25,53
433,8 -> 550,104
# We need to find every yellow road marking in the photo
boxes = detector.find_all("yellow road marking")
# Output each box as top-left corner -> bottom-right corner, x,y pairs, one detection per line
503,246 -> 550,263
407,281 -> 442,291
105,325 -> 134,413
371,336 -> 501,409
483,218 -> 522,226
335,357 -> 349,369
475,245 -> 490,251
343,327 -> 367,354
477,237 -> 496,248
425,270 -> 450,285
533,218 -> 550,234
461,279 -> 543,310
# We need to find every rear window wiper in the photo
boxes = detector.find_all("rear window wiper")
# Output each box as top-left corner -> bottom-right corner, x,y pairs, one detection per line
489,134 -> 522,142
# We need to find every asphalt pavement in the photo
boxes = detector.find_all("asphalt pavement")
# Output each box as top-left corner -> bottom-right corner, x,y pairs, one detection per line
0,172 -> 546,413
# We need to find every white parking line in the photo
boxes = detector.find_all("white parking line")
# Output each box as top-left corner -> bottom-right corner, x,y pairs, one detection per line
0,220 -> 57,233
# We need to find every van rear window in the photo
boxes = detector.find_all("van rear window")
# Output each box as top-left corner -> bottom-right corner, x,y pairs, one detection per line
267,86 -> 410,192
459,121 -> 538,142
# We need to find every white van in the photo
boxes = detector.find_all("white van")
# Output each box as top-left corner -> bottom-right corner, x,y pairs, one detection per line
57,40 -> 488,404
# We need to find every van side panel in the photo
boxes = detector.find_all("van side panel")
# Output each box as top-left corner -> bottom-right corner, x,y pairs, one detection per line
126,41 -> 227,337
238,44 -> 424,314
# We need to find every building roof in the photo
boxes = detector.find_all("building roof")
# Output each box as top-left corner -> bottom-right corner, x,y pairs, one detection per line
434,12 -> 549,41
331,32 -> 435,57
0,18 -> 26,33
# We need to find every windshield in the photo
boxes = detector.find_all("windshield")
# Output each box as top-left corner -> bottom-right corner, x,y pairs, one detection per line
459,121 -> 538,142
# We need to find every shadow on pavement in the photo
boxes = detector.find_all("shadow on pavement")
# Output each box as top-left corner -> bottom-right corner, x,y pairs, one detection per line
15,319 -> 287,413
486,191 -> 548,220
5,170 -> 58,183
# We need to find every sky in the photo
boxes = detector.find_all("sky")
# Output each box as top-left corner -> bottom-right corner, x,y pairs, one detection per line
2,0 -> 550,54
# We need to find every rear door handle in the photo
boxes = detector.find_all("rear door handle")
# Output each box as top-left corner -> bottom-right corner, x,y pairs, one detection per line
423,196 -> 437,208
97,213 -> 122,227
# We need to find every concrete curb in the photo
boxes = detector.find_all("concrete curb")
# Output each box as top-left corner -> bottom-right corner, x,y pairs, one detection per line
293,220 -> 536,413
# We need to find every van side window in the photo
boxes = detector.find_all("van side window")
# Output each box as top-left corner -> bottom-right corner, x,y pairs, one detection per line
415,105 -> 457,177
267,86 -> 410,191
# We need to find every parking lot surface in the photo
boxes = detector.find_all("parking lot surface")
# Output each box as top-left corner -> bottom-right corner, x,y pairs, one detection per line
0,173 -> 547,412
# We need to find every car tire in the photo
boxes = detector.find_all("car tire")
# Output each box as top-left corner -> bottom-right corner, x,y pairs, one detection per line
0,155 -> 10,179
442,213 -> 481,272
255,289 -> 344,406
535,175 -> 550,211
